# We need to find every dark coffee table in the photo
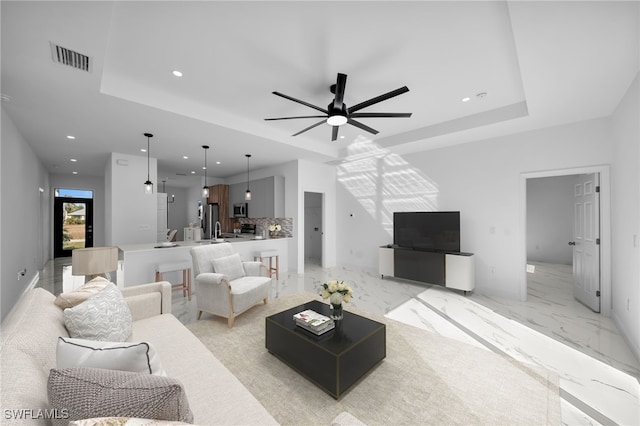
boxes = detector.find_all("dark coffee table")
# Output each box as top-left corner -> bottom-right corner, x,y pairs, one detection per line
265,300 -> 386,399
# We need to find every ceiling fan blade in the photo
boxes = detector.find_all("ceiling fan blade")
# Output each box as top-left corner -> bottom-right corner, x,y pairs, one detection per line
332,73 -> 347,110
264,115 -> 327,121
291,120 -> 326,137
349,112 -> 412,118
347,118 -> 379,135
347,86 -> 410,114
331,126 -> 339,141
272,92 -> 328,114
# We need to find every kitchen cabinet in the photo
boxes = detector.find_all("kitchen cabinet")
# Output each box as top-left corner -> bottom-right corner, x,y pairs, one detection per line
230,176 -> 284,218
207,184 -> 227,204
207,184 -> 230,233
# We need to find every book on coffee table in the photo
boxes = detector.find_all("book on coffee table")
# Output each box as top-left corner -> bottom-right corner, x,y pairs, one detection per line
297,320 -> 336,336
293,309 -> 334,334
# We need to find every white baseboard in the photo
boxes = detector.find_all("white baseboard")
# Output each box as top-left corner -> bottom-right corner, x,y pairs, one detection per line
611,309 -> 640,363
21,271 -> 39,297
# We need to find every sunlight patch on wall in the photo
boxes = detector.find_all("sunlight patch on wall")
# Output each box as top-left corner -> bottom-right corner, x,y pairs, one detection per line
337,137 -> 439,236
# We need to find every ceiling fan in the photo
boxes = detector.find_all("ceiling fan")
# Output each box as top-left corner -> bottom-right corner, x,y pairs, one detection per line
265,73 -> 412,141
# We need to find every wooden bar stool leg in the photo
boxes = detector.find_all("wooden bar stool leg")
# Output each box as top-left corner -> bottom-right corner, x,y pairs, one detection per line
187,269 -> 192,301
182,269 -> 187,297
275,255 -> 279,280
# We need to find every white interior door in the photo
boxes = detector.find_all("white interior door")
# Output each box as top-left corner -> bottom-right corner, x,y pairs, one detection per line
572,173 -> 601,312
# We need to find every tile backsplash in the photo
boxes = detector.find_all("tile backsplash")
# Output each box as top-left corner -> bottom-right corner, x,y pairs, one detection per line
238,217 -> 293,238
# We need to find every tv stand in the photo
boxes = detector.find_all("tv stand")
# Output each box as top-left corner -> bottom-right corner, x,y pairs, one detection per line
379,246 -> 475,293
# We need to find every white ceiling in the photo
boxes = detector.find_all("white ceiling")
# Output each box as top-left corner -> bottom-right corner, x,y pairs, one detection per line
2,1 -> 638,187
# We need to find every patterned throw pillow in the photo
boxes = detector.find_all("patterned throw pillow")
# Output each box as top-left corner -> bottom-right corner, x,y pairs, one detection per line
211,253 -> 246,281
63,283 -> 132,341
54,276 -> 110,309
57,337 -> 166,376
48,368 -> 194,426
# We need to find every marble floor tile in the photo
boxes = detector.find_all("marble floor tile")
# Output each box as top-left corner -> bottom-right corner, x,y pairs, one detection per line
411,286 -> 639,426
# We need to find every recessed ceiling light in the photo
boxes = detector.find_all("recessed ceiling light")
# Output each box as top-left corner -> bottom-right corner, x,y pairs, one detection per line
339,136 -> 345,139
141,148 -> 147,153
72,171 -> 78,175
182,156 -> 189,160
70,158 -> 77,162
191,171 -> 196,174
215,161 -> 221,165
172,70 -> 183,77
461,97 -> 471,102
67,135 -> 76,139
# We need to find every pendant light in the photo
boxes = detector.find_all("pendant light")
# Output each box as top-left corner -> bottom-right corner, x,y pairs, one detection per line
202,145 -> 210,198
245,154 -> 252,201
143,133 -> 153,194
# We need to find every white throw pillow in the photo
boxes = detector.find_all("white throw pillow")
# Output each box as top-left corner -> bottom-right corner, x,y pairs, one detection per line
57,337 -> 166,376
211,253 -> 246,281
54,276 -> 110,309
63,283 -> 132,341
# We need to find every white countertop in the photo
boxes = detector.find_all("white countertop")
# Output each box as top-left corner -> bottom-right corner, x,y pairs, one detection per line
118,236 -> 292,253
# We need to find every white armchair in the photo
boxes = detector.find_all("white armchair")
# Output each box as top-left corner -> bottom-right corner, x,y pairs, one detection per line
190,243 -> 271,327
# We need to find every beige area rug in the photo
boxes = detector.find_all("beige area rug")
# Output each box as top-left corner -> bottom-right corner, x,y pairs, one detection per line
186,293 -> 561,425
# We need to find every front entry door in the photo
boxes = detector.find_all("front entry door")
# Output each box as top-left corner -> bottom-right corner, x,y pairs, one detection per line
54,197 -> 94,258
571,173 -> 600,312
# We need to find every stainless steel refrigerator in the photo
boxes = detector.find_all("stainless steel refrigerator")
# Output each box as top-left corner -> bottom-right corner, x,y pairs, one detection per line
201,204 -> 219,240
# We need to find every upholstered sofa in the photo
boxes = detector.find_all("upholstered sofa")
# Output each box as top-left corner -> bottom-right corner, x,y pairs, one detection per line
0,281 -> 278,425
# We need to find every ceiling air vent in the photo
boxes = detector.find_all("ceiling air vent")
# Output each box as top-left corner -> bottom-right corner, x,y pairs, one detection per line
50,42 -> 91,73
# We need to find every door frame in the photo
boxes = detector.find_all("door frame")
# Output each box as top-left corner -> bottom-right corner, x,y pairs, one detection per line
303,191 -> 324,265
54,197 -> 94,257
519,165 -> 611,317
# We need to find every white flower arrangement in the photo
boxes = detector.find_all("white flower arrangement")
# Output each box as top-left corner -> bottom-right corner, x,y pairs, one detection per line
320,280 -> 353,306
268,223 -> 282,232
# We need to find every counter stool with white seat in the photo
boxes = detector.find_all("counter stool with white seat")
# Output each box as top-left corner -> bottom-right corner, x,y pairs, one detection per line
155,260 -> 192,300
253,249 -> 279,280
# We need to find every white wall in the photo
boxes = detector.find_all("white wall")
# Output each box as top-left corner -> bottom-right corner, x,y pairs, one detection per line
1,108 -> 51,320
336,118 -> 613,300
526,175 -> 574,265
105,153 -> 158,245
610,73 -> 640,360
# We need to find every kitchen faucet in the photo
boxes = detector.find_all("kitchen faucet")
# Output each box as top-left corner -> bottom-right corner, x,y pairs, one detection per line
214,221 -> 221,239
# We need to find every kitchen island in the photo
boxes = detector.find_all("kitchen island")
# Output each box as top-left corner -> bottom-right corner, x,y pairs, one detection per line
117,236 -> 290,287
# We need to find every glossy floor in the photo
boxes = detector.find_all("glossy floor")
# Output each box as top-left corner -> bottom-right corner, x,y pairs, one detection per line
38,258 -> 639,425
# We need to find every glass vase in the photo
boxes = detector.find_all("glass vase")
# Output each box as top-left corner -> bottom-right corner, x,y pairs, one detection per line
330,303 -> 343,320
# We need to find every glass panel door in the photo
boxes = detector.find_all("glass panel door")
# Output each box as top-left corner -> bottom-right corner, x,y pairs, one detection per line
54,195 -> 94,258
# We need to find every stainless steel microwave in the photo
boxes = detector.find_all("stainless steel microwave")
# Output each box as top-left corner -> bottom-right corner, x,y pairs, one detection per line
233,203 -> 247,217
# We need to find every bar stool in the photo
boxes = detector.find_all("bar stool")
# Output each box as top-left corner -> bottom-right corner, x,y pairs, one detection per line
155,261 -> 192,300
253,249 -> 279,280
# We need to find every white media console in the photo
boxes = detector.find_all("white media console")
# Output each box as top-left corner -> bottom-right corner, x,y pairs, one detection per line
379,246 -> 475,294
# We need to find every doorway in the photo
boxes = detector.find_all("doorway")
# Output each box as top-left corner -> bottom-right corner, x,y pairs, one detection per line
521,166 -> 611,317
54,188 -> 94,258
304,192 -> 323,266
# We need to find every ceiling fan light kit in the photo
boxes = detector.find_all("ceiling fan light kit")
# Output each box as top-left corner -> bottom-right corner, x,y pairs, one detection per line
266,73 -> 412,141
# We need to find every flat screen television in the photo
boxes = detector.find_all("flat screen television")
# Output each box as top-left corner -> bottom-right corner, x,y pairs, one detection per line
393,211 -> 460,252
